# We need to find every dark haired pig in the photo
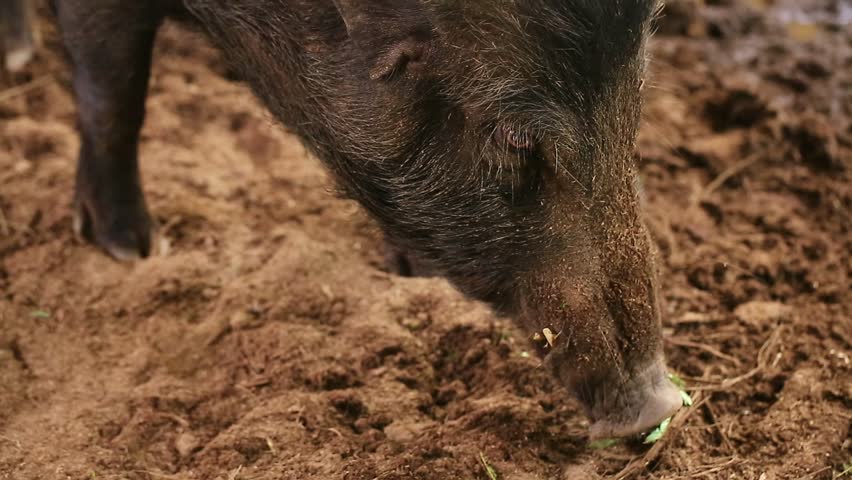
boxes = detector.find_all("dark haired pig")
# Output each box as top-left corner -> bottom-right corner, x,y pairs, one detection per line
50,0 -> 682,439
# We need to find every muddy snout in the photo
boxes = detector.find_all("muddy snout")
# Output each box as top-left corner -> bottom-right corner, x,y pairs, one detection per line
585,361 -> 682,440
544,344 -> 682,440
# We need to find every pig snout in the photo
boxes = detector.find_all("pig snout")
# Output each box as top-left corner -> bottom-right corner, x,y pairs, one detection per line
545,346 -> 682,440
585,360 -> 682,440
522,244 -> 679,439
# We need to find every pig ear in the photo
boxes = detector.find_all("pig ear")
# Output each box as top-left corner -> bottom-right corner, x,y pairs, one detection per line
332,0 -> 433,81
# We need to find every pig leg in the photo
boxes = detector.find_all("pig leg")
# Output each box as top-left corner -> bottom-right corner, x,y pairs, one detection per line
1,0 -> 39,71
54,1 -> 162,260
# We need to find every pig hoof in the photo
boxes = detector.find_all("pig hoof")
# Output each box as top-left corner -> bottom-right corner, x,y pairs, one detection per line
73,197 -> 154,261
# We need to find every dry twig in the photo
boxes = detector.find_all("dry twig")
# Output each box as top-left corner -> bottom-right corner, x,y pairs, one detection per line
0,74 -> 54,103
0,205 -> 9,236
690,326 -> 784,392
156,412 -> 190,428
131,470 -> 180,479
668,456 -> 742,479
614,391 -> 708,480
666,336 -> 742,366
795,466 -> 833,480
702,400 -> 735,454
227,465 -> 243,480
697,152 -> 764,201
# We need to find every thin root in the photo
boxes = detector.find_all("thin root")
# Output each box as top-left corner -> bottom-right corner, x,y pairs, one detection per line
690,326 -> 784,392
696,152 -> 764,203
666,336 -> 742,366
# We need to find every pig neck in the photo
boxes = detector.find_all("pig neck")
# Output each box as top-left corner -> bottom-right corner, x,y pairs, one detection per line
182,1 -> 524,302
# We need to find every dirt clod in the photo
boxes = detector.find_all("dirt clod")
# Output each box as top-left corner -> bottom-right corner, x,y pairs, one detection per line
175,432 -> 200,458
734,301 -> 794,326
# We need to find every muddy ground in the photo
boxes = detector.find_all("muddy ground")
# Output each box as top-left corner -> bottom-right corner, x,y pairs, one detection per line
1,1 -> 850,479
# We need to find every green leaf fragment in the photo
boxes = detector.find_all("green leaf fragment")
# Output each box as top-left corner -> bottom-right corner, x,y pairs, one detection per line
643,417 -> 671,444
589,438 -> 620,449
588,375 -> 691,449
667,373 -> 687,389
668,373 -> 693,405
30,310 -> 50,319
479,452 -> 499,480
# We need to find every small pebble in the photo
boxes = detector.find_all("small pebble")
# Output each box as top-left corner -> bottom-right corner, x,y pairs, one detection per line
175,432 -> 200,457
229,310 -> 256,329
384,421 -> 430,443
734,301 -> 792,326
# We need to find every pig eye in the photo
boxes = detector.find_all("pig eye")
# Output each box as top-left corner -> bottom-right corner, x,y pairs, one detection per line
494,125 -> 535,152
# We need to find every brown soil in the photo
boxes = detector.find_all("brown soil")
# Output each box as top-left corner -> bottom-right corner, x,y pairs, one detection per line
1,1 -> 850,479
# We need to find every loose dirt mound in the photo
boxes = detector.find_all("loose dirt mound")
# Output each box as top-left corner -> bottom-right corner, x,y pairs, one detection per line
1,1 -> 849,479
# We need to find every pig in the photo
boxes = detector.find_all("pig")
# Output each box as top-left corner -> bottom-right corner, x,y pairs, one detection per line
48,0 -> 683,440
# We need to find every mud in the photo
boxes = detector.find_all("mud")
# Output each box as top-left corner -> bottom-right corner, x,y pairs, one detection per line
1,1 -> 850,478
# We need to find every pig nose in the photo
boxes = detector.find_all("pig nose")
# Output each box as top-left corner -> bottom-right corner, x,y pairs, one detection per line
587,362 -> 683,440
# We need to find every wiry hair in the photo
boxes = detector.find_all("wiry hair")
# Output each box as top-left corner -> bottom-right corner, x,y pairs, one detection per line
187,0 -> 661,305
429,0 -> 660,131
